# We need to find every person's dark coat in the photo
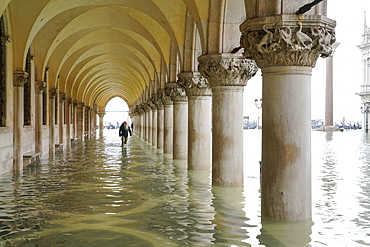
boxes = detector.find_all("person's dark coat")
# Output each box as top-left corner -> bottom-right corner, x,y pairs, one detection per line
119,123 -> 132,137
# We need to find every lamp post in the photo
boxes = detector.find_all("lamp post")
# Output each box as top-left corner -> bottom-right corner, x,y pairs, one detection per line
361,102 -> 370,133
255,98 -> 262,129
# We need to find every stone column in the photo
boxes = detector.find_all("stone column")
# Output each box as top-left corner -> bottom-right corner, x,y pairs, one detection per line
325,43 -> 339,129
179,72 -> 212,170
241,15 -> 336,219
65,97 -> 72,147
163,85 -> 174,155
72,100 -> 78,140
199,54 -> 257,185
49,88 -> 57,154
156,90 -> 165,150
13,71 -> 28,171
144,104 -> 150,142
98,112 -> 105,136
59,93 -> 66,146
77,102 -> 85,142
35,81 -> 46,154
149,97 -> 158,147
84,106 -> 90,139
171,83 -> 188,160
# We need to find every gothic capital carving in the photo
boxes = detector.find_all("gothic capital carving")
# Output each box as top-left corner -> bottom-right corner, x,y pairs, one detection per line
66,97 -> 73,105
35,81 -> 46,94
77,102 -> 85,108
59,93 -> 67,102
49,88 -> 57,99
198,54 -> 258,87
13,71 -> 28,87
73,100 -> 78,107
1,36 -> 11,48
155,89 -> 165,109
177,71 -> 211,97
240,14 -> 336,68
148,96 -> 157,110
98,112 -> 105,118
169,83 -> 187,102
163,83 -> 175,105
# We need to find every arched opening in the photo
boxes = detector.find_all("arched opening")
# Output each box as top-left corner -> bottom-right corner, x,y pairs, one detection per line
103,97 -> 129,129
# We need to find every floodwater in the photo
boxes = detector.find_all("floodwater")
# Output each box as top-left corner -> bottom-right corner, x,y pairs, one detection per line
0,129 -> 370,246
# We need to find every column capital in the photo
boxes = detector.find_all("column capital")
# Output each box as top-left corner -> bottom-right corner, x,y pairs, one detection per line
98,112 -> 105,118
177,71 -> 211,97
73,100 -> 78,107
1,36 -> 11,47
163,83 -> 174,105
35,81 -> 46,94
59,93 -> 67,102
240,14 -> 336,68
66,97 -> 73,105
13,70 -> 28,87
155,89 -> 165,110
198,54 -> 258,87
77,102 -> 85,108
49,88 -> 57,99
169,82 -> 187,102
148,96 -> 158,110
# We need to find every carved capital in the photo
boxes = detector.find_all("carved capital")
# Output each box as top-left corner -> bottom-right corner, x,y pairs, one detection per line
98,112 -> 105,118
66,97 -> 73,105
240,14 -> 336,68
177,71 -> 211,97
198,54 -> 258,87
163,83 -> 175,105
59,93 -> 67,102
155,89 -> 164,109
73,100 -> 78,107
1,36 -> 11,48
148,96 -> 157,110
35,81 -> 46,94
49,88 -> 57,99
13,71 -> 28,87
169,83 -> 187,102
77,102 -> 85,108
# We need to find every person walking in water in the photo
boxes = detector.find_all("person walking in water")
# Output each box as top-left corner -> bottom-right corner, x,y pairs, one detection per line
119,121 -> 132,145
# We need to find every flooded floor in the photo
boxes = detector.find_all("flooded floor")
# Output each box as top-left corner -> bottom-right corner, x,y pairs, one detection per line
0,129 -> 370,246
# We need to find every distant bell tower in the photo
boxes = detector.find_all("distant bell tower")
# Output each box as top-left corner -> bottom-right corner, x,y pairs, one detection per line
357,12 -> 370,132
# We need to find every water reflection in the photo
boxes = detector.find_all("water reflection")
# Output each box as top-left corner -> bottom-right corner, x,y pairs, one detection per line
258,219 -> 313,247
2,130 -> 370,246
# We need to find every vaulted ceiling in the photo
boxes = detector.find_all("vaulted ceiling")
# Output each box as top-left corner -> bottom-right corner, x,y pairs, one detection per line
1,0 -> 215,108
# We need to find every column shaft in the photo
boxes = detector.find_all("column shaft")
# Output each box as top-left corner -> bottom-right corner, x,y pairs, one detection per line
212,86 -> 244,184
261,66 -> 312,220
152,109 -> 158,147
188,95 -> 211,170
157,107 -> 164,150
13,85 -> 24,171
163,103 -> 173,155
173,101 -> 188,159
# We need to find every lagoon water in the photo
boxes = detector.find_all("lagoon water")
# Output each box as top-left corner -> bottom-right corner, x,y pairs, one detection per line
0,129 -> 370,246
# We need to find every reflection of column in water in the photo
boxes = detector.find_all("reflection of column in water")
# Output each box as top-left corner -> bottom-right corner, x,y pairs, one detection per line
187,170 -> 215,246
211,186 -> 250,246
258,219 -> 313,246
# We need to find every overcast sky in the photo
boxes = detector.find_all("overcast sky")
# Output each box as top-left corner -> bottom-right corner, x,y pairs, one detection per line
106,1 -> 370,125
